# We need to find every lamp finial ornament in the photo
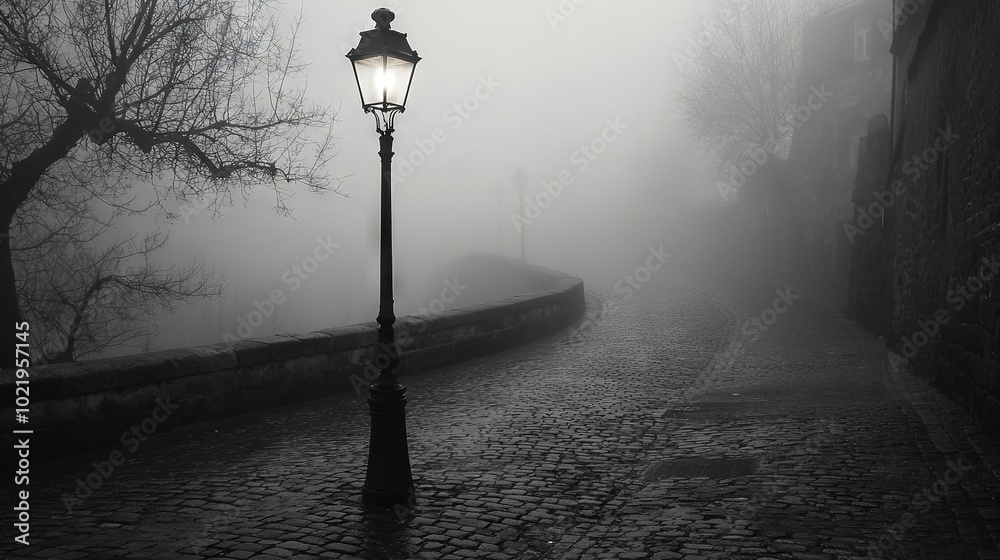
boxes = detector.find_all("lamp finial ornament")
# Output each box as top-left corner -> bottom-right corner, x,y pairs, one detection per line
372,8 -> 394,30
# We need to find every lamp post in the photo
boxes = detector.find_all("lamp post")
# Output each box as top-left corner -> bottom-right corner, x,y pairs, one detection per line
511,168 -> 527,262
347,7 -> 420,508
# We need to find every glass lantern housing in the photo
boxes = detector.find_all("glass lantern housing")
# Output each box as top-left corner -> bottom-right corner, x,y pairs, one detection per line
347,9 -> 420,114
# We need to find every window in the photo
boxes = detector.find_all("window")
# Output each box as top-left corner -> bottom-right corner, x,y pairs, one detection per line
855,15 -> 872,63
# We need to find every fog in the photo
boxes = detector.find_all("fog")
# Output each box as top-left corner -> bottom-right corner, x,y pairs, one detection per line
142,1 -> 728,352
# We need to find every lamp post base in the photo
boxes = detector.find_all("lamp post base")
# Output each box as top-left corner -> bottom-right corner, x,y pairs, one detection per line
361,485 -> 415,509
362,383 -> 415,509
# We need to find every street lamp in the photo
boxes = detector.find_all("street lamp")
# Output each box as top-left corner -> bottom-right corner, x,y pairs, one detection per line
511,168 -> 527,263
347,7 -> 420,508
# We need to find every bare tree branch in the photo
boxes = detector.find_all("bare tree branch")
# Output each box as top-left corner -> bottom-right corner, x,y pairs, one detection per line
676,0 -> 805,178
1,0 -> 345,353
15,197 -> 226,363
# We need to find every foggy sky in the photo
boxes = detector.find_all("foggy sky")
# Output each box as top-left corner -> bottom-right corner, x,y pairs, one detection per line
144,1 -> 729,352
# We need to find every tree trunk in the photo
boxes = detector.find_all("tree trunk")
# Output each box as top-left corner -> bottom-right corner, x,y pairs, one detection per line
0,117 -> 86,367
2,219 -> 22,369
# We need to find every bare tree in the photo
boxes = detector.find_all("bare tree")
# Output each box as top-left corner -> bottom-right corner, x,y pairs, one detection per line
13,174 -> 224,363
675,0 -> 803,198
676,0 -> 850,171
0,0 -> 339,353
17,229 -> 225,364
674,0 -> 855,276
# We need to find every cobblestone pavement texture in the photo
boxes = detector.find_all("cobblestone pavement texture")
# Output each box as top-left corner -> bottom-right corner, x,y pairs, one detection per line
6,270 -> 1000,559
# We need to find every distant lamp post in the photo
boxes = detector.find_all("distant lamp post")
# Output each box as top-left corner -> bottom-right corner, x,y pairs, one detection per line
347,7 -> 420,508
511,168 -> 528,262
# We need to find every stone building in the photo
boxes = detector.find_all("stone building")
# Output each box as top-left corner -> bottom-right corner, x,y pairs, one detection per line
787,0 -> 894,280
847,0 -> 1000,436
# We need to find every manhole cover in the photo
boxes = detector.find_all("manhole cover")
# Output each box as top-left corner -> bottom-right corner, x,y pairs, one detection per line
645,457 -> 759,481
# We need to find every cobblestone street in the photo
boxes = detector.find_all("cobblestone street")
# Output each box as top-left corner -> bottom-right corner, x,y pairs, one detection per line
7,270 -> 1000,559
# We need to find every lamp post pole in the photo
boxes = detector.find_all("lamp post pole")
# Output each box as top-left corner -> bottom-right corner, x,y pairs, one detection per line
512,168 -> 527,263
362,126 -> 415,508
518,189 -> 526,262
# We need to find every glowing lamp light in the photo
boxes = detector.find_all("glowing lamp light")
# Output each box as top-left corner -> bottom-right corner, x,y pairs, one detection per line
346,8 -> 420,114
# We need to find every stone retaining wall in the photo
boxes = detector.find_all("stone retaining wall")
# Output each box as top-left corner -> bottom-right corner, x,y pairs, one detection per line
3,258 -> 584,459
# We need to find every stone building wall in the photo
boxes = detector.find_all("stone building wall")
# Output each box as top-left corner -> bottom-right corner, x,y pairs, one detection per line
848,0 -> 1000,436
790,0 -> 894,279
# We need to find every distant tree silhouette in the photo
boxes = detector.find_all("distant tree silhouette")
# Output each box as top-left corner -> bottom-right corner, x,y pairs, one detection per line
675,0 -> 800,193
674,0 -> 848,272
0,0 -> 340,358
14,177 -> 224,363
